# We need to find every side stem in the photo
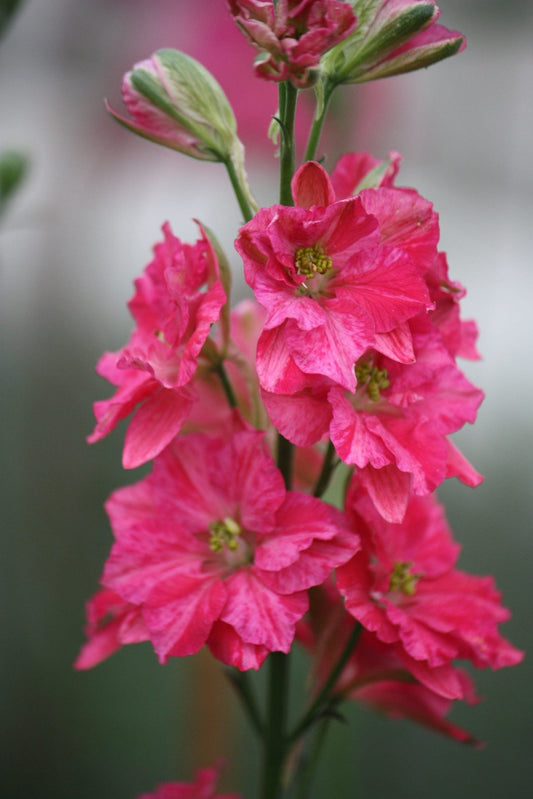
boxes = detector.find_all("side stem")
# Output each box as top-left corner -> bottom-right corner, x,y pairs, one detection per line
261,652 -> 290,799
288,623 -> 362,745
278,81 -> 298,205
225,157 -> 255,223
304,82 -> 335,162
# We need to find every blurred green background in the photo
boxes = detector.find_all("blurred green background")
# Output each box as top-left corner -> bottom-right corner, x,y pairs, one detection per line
1,1 -> 531,797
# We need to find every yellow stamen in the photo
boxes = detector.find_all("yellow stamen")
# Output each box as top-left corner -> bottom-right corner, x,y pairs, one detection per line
389,561 -> 422,596
209,517 -> 242,553
355,359 -> 390,401
295,245 -> 332,278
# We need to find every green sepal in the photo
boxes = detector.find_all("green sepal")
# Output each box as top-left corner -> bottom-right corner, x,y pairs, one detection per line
354,156 -> 395,192
201,222 -> 232,354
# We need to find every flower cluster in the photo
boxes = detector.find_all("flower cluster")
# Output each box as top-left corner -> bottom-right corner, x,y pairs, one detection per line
78,3 -> 523,795
78,147 -> 521,743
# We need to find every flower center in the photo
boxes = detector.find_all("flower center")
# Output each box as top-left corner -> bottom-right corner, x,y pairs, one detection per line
389,561 -> 421,596
209,517 -> 242,553
295,245 -> 332,278
355,359 -> 390,401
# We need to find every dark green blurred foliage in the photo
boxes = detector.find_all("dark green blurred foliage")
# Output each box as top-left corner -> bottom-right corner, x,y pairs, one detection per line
0,0 -> 24,38
0,150 -> 28,215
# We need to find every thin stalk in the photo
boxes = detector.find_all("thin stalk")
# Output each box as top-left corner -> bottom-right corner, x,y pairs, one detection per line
277,433 -> 294,490
225,157 -> 254,223
304,83 -> 335,162
261,78 -> 297,799
275,80 -> 298,491
278,81 -> 298,206
288,623 -> 362,744
214,361 -> 238,408
312,440 -> 338,498
224,668 -> 264,738
261,652 -> 290,799
293,717 -> 332,799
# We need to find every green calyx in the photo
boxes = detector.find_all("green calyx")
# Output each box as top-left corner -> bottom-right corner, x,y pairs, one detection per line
322,3 -> 438,86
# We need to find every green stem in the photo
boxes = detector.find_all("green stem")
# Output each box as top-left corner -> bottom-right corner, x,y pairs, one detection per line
293,717 -> 332,799
278,81 -> 298,206
275,80 -> 298,493
304,83 -> 335,163
224,668 -> 264,738
288,623 -> 362,745
312,440 -> 338,498
277,433 -> 294,490
214,361 -> 238,408
261,652 -> 290,799
224,157 -> 254,223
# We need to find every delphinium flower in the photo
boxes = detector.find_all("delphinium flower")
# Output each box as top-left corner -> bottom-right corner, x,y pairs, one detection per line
227,0 -> 357,87
236,158 -> 434,396
87,222 -> 226,468
297,586 -> 481,745
336,482 -> 523,681
97,424 -> 356,671
296,483 -> 522,745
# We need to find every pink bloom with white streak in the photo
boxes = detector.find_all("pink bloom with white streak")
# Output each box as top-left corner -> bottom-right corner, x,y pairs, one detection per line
102,425 -> 356,670
87,222 -> 226,468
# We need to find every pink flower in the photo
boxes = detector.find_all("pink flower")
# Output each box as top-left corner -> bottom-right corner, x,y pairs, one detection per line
228,0 -> 357,88
87,222 -> 226,468
137,761 -> 239,799
101,425 -> 356,670
336,485 -> 524,676
263,311 -> 483,521
327,314 -> 484,519
298,585 -> 480,743
236,160 -> 433,395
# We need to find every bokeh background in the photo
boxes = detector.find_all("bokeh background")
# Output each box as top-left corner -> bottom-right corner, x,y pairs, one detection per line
1,1 -> 532,797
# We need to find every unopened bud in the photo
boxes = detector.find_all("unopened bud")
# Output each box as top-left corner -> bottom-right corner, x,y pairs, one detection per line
107,49 -> 240,162
321,1 -> 465,85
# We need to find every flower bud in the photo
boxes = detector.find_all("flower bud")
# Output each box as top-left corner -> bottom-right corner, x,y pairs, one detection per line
321,1 -> 465,85
107,48 -> 240,162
